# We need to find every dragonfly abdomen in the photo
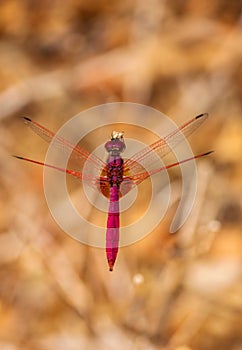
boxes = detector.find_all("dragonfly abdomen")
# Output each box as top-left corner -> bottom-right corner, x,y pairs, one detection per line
106,185 -> 120,271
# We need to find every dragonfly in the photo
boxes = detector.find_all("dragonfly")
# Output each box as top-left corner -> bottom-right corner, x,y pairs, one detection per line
15,113 -> 213,271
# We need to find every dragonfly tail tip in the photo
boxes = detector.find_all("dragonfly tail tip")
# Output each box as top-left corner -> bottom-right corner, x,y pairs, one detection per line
108,260 -> 114,271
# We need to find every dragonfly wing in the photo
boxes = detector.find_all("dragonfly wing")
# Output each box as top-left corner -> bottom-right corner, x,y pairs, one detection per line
119,177 -> 136,197
123,113 -> 208,177
96,176 -> 110,199
125,151 -> 213,187
96,176 -> 136,199
14,155 -> 103,192
23,117 -> 106,175
97,177 -> 135,199
15,155 -> 82,179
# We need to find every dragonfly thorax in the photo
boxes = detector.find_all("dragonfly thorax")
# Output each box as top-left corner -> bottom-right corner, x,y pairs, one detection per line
105,131 -> 125,188
106,155 -> 124,187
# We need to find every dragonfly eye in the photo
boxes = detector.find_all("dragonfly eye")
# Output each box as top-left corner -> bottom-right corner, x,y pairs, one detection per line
105,139 -> 126,153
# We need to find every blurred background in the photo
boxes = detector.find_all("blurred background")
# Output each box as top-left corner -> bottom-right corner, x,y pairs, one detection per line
1,1 -> 242,349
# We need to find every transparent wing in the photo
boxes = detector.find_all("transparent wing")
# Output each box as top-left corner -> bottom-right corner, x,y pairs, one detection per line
122,151 -> 213,188
123,113 -> 208,177
23,117 -> 106,175
14,155 -> 99,188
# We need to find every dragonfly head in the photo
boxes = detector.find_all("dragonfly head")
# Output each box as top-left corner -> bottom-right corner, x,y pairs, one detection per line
105,131 -> 126,154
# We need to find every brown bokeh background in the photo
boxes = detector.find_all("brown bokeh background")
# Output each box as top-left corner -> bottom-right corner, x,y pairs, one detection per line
1,1 -> 242,349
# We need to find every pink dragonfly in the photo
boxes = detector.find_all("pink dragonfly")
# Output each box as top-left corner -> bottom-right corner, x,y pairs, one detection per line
15,113 -> 212,271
